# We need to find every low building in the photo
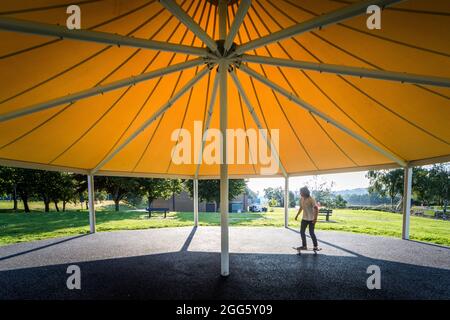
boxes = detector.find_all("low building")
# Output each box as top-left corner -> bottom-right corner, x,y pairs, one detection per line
151,191 -> 249,212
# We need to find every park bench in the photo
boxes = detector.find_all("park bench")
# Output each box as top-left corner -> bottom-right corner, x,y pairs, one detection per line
318,208 -> 333,221
146,207 -> 169,218
434,210 -> 448,220
412,209 -> 424,217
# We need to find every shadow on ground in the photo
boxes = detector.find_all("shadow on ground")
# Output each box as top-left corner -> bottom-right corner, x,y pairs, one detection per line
1,227 -> 449,300
0,211 -> 150,239
1,251 -> 449,300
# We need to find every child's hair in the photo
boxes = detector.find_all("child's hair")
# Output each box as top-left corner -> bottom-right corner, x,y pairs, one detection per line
300,187 -> 310,198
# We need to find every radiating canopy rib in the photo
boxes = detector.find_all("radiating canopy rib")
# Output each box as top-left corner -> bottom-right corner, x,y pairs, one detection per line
224,0 -> 251,52
0,58 -> 205,123
241,54 -> 450,87
234,0 -> 402,55
0,0 -> 448,179
91,66 -> 211,174
160,0 -> 219,54
238,63 -> 408,167
230,70 -> 288,177
195,69 -> 220,178
0,16 -> 210,57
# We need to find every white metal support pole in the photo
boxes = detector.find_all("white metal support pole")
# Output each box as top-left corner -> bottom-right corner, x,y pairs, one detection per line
284,176 -> 289,228
220,61 -> 229,276
219,0 -> 229,277
402,167 -> 412,240
194,178 -> 199,227
87,175 -> 96,234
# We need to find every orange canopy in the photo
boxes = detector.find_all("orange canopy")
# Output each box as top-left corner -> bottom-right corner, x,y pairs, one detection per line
0,0 -> 449,178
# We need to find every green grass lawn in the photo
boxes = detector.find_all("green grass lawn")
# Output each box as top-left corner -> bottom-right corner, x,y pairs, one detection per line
0,201 -> 449,246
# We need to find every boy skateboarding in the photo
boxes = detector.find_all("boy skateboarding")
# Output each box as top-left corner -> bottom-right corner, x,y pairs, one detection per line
294,187 -> 320,252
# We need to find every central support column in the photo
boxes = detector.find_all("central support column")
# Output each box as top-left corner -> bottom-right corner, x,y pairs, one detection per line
218,0 -> 229,277
284,176 -> 289,228
402,167 -> 412,240
219,60 -> 229,277
87,175 -> 96,234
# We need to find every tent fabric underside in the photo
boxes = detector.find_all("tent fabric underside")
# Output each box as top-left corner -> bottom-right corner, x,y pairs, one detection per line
0,0 -> 449,178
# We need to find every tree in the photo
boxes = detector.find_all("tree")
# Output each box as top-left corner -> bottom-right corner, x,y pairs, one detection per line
138,178 -> 172,208
366,166 -> 449,211
333,195 -> 347,208
72,174 -> 90,209
344,193 -> 391,206
95,176 -> 140,211
34,171 -> 64,212
307,180 -> 334,208
263,187 -> 284,207
228,180 -> 247,205
412,167 -> 429,205
302,177 -> 336,208
43,172 -> 77,212
268,198 -> 277,207
245,186 -> 258,204
428,164 -> 449,212
186,179 -> 247,211
57,173 -> 77,211
289,190 -> 296,207
0,167 -> 71,212
168,179 -> 185,211
367,169 -> 403,210
125,192 -> 146,208
0,167 -> 19,210
15,169 -> 38,213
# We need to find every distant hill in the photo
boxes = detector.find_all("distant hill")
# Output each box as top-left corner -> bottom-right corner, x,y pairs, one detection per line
333,188 -> 368,196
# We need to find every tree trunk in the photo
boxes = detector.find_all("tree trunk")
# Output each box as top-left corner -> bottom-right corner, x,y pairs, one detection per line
13,185 -> 18,211
172,192 -> 176,211
148,198 -> 153,209
22,195 -> 30,213
114,187 -> 120,211
54,201 -> 60,212
63,201 -> 66,212
44,200 -> 50,212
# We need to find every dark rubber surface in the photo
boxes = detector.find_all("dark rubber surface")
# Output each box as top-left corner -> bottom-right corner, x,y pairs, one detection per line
0,227 -> 449,300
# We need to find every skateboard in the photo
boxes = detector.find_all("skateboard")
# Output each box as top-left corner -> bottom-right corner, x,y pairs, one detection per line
292,246 -> 322,255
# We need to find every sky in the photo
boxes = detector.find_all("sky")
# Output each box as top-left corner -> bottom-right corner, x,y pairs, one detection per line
247,171 -> 370,195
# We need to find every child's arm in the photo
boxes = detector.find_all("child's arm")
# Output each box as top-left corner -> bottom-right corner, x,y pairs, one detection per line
295,207 -> 302,221
312,205 -> 319,224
